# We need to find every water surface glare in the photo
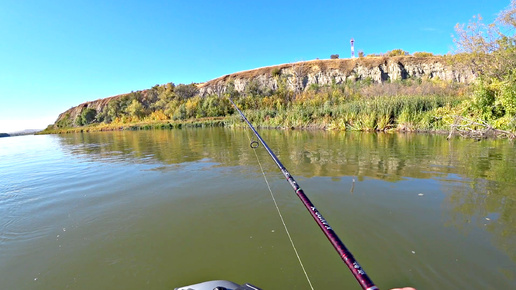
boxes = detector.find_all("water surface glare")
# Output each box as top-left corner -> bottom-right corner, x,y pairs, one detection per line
0,129 -> 515,289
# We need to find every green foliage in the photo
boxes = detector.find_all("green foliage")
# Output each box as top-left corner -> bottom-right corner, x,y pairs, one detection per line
174,83 -> 199,99
200,95 -> 233,117
454,2 -> 516,130
245,79 -> 263,97
56,113 -> 72,128
226,81 -> 240,99
497,73 -> 516,116
386,49 -> 409,57
271,67 -> 281,77
75,108 -> 97,126
471,79 -> 497,119
172,104 -> 187,120
413,52 -> 434,57
83,108 -> 97,124
127,99 -> 145,119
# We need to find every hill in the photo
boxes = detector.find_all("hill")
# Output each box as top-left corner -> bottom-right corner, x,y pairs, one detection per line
50,56 -> 473,130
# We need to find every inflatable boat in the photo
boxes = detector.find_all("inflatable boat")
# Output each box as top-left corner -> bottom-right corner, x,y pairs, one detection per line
175,280 -> 261,290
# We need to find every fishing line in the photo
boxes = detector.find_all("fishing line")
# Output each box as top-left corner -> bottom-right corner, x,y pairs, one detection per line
242,127 -> 315,290
229,97 -> 377,290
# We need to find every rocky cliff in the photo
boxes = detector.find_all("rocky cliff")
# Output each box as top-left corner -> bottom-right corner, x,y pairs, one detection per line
54,56 -> 474,126
54,95 -> 120,127
198,56 -> 474,96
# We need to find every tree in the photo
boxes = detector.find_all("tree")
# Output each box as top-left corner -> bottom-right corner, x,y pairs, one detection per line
152,84 -> 176,111
225,80 -> 240,99
127,99 -> 145,119
75,107 -> 97,126
453,1 -> 516,80
175,83 -> 199,99
106,99 -> 122,123
453,1 -> 516,128
245,79 -> 262,97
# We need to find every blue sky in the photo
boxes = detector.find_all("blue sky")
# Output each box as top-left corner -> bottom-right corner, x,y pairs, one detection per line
0,0 -> 511,132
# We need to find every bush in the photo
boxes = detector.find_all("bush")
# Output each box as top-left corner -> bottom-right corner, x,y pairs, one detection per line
330,54 -> 339,59
386,49 -> 409,57
75,107 -> 97,126
271,67 -> 281,77
56,113 -> 72,128
175,83 -> 199,99
413,52 -> 434,57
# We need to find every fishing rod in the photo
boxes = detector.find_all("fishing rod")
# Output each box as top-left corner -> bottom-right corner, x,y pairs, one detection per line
228,98 -> 378,290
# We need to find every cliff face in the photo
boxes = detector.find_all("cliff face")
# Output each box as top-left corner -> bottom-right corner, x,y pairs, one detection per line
55,95 -> 119,127
198,56 -> 474,96
54,56 -> 474,126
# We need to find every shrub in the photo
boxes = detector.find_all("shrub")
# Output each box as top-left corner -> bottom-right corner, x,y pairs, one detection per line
175,83 -> 199,99
271,67 -> 281,77
386,49 -> 409,57
56,113 -> 72,128
75,107 -> 97,126
330,54 -> 339,59
413,52 -> 434,57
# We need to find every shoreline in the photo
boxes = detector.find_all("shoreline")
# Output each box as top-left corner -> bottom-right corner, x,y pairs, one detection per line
40,116 -> 513,139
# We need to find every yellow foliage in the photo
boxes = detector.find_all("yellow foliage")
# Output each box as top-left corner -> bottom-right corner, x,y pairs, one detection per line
147,110 -> 169,121
185,97 -> 201,117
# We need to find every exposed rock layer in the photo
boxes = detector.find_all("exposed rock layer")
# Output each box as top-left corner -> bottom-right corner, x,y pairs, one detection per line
199,56 -> 474,96
54,56 -> 474,126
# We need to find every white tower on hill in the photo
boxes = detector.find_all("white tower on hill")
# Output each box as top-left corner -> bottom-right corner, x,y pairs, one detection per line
350,38 -> 355,58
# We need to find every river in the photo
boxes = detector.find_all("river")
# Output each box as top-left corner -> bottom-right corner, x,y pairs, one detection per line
1,128 -> 515,289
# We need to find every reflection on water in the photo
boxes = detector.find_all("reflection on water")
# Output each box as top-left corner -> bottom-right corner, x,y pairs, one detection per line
1,129 -> 515,289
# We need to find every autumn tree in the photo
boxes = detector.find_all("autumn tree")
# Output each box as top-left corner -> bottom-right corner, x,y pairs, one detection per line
127,99 -> 145,119
175,83 -> 199,99
453,1 -> 516,80
453,0 -> 516,129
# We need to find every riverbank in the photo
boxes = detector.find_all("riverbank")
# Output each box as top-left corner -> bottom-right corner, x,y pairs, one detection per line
41,79 -> 516,139
40,92 -> 515,139
40,117 -> 228,134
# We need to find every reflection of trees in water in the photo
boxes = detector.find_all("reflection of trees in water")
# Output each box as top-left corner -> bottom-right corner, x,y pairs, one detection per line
446,178 -> 516,264
57,129 -> 473,180
443,142 -> 516,264
56,128 -> 257,167
56,129 -> 516,263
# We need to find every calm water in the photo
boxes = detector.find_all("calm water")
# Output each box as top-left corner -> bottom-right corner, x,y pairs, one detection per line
1,128 -> 515,290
